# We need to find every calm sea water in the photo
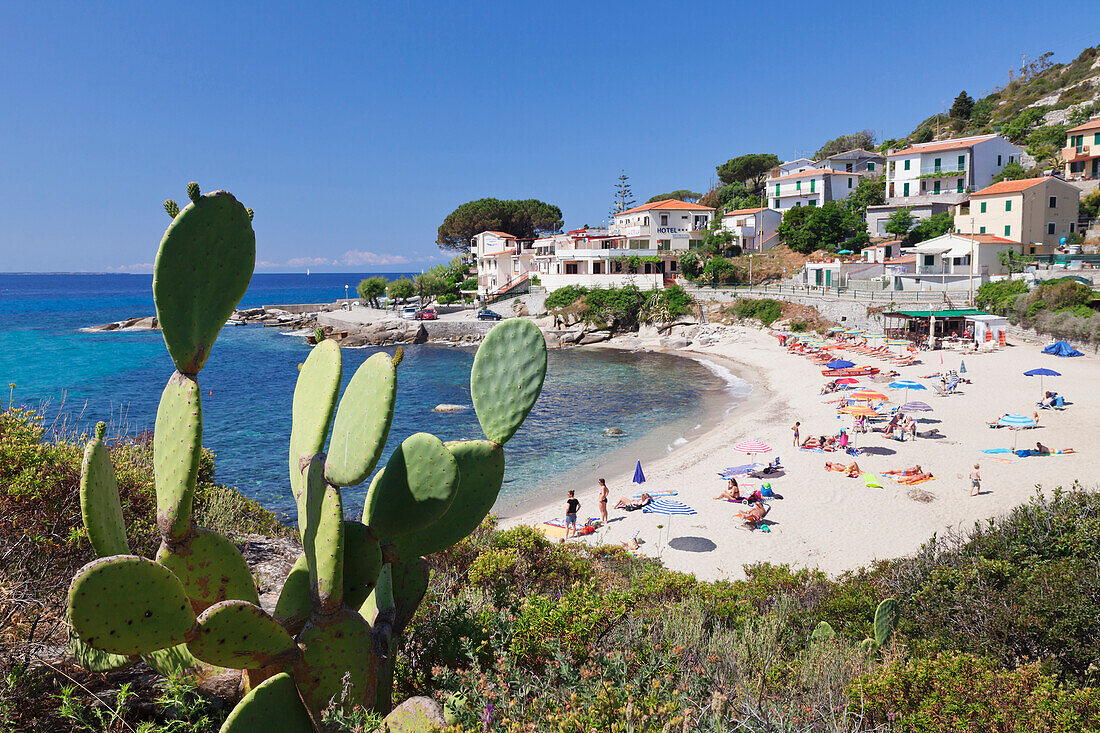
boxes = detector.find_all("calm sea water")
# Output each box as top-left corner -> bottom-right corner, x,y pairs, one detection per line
0,273 -> 749,520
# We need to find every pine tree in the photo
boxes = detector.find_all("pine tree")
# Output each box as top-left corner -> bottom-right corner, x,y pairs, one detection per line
610,171 -> 636,218
950,91 -> 975,121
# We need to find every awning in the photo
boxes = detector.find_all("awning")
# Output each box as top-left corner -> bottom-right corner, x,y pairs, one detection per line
886,309 -> 988,319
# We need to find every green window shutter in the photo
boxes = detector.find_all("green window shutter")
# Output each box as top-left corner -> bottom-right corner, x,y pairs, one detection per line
775,184 -> 780,196
958,154 -> 964,169
1005,200 -> 1011,212
904,160 -> 910,171
903,183 -> 910,197
980,202 -> 986,213
848,177 -> 853,188
1094,133 -> 1099,145
934,181 -> 941,193
1004,225 -> 1011,237
979,226 -> 986,234
957,179 -> 963,193
809,199 -> 817,207
810,179 -> 815,192
934,157 -> 941,170
868,162 -> 875,171
796,181 -> 801,191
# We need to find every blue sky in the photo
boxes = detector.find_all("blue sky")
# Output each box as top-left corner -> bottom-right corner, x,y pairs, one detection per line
0,1 -> 1095,272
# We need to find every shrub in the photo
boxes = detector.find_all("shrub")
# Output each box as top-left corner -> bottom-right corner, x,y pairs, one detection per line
975,279 -> 1028,313
790,320 -> 809,332
544,285 -> 589,309
857,653 -> 1100,732
733,298 -> 784,326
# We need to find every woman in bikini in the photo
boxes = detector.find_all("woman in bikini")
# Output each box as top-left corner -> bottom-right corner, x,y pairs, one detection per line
597,478 -> 609,524
714,478 -> 741,501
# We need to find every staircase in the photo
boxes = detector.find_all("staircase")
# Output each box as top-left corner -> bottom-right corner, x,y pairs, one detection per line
483,274 -> 530,305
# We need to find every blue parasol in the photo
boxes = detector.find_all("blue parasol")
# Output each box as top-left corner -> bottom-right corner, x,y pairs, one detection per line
959,360 -> 967,374
889,379 -> 926,402
632,460 -> 646,485
1024,368 -> 1061,400
998,414 -> 1037,450
827,360 -> 855,370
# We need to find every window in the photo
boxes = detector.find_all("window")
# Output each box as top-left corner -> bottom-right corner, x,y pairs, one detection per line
1095,133 -> 1100,145
643,216 -> 649,225
1005,200 -> 1012,212
923,255 -> 935,267
1004,225 -> 1011,237
1049,196 -> 1057,208
957,179 -> 963,193
1047,223 -> 1056,235
934,157 -> 941,171
848,177 -> 853,189
979,226 -> 986,234
903,182 -> 910,197
997,155 -> 1002,166
808,200 -> 817,207
957,154 -> 965,169
660,214 -> 668,226
1070,222 -> 1076,233
773,199 -> 779,208
933,180 -> 941,194
809,179 -> 814,193
904,160 -> 910,171
1009,156 -> 1015,163
868,162 -> 875,171
796,181 -> 801,191
980,201 -> 987,213
846,163 -> 853,172
775,184 -> 780,196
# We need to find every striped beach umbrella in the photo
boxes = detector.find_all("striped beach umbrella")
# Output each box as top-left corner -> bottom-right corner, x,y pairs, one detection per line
734,440 -> 772,454
998,414 -> 1037,450
889,379 -> 926,401
642,498 -> 697,516
849,389 -> 887,401
838,404 -> 877,416
900,401 -> 933,412
828,326 -> 846,332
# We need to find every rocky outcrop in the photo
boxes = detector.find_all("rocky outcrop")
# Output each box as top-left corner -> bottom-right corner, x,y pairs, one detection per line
432,404 -> 467,412
337,319 -> 427,347
85,316 -> 160,332
511,300 -> 530,317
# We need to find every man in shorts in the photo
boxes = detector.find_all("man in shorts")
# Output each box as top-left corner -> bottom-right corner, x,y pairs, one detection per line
565,490 -> 580,538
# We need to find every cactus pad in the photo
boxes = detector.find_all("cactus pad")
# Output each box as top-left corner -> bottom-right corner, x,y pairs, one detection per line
220,672 -> 313,733
156,527 -> 260,610
69,626 -> 133,672
301,455 -> 344,615
289,339 -> 341,503
389,558 -> 430,635
153,186 -> 255,375
142,643 -> 225,681
189,600 -> 297,669
294,609 -> 378,716
154,372 -> 203,541
874,598 -> 899,648
324,352 -> 397,487
362,433 -> 458,539
69,555 -> 195,655
470,319 -> 547,445
395,440 -> 504,559
272,558 -> 312,636
810,621 -> 835,643
79,421 -> 128,557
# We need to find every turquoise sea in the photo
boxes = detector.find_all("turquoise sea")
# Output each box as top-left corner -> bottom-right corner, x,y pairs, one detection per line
0,273 -> 750,520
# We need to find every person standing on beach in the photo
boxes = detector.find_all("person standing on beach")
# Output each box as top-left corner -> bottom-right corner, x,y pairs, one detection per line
970,463 -> 981,496
791,422 -> 800,447
597,479 -> 608,524
565,490 -> 580,538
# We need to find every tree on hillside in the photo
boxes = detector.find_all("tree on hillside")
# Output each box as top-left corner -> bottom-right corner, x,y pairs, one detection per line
992,161 -> 1029,183
386,276 -> 416,304
814,131 -> 875,159
908,211 -> 955,245
845,177 -> 886,216
1026,124 -> 1068,168
436,198 -> 564,252
356,276 -> 387,308
950,91 -> 975,122
885,208 -> 916,238
647,190 -> 702,203
776,202 -> 864,254
999,249 -> 1029,275
610,171 -> 636,218
716,154 -> 780,190
1000,108 -> 1045,144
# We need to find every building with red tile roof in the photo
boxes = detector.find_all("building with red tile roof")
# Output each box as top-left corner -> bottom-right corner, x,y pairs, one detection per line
1063,115 -> 1100,180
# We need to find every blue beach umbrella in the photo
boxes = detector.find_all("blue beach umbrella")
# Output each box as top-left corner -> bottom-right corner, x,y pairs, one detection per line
959,360 -> 967,374
632,460 -> 646,485
998,414 -> 1037,450
827,360 -> 855,370
1024,368 -> 1061,400
889,379 -> 926,402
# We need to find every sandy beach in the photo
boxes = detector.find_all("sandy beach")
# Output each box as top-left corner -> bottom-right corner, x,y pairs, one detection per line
502,327 -> 1100,580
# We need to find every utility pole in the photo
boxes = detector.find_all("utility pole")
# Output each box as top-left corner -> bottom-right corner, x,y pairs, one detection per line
969,216 -> 976,306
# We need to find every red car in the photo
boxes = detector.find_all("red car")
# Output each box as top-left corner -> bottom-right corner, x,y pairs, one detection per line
415,307 -> 437,320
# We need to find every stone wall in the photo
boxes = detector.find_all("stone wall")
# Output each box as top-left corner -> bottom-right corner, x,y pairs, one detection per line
688,290 -> 897,330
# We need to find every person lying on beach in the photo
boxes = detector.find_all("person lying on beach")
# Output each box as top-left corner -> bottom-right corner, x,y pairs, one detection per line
740,501 -> 767,529
614,493 -> 652,511
986,414 -> 1010,427
819,380 -> 839,395
714,479 -> 741,501
884,465 -> 932,481
824,461 -> 861,477
1034,442 -> 1076,455
620,536 -> 641,551
883,465 -> 924,476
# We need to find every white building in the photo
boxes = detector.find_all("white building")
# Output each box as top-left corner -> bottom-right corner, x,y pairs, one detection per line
471,230 -> 537,298
610,198 -> 716,246
892,232 -> 1021,291
721,207 -> 781,252
768,169 -> 862,210
884,134 -> 1022,204
815,148 -> 885,176
767,157 -> 815,178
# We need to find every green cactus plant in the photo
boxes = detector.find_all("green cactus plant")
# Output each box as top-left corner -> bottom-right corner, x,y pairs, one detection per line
858,598 -> 900,654
810,620 -> 835,643
67,183 -> 548,731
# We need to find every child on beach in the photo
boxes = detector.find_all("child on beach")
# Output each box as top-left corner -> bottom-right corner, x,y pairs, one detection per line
791,422 -> 800,446
970,463 -> 981,496
564,491 -> 580,538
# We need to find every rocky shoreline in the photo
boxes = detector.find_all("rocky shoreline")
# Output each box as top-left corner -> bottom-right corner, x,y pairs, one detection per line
83,306 -> 321,333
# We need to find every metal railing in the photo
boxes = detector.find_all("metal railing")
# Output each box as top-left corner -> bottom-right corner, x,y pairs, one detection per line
684,283 -> 965,304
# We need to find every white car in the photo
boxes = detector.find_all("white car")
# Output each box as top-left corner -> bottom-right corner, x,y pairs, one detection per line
400,305 -> 418,320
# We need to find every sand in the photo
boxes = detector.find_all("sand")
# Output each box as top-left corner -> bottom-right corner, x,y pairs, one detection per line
502,327 -> 1100,581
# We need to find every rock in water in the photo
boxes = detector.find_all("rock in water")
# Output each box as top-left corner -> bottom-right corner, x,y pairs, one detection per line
432,404 -> 467,413
604,427 -> 624,436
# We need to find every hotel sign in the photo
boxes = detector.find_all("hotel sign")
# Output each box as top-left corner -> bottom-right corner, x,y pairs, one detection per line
657,226 -> 689,237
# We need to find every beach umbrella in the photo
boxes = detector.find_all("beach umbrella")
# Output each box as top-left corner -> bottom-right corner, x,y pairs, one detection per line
1023,367 -> 1061,400
835,377 -> 860,385
734,440 -> 772,455
827,359 -> 855,370
719,463 -> 765,478
900,401 -> 933,412
889,379 -> 926,402
838,405 -> 877,416
998,414 -> 1037,450
828,326 -> 846,333
960,360 -> 967,374
632,460 -> 646,485
849,389 -> 887,402
642,497 -> 697,545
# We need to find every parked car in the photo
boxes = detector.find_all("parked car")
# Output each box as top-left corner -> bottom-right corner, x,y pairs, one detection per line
476,309 -> 502,321
415,307 -> 437,320
400,305 -> 418,320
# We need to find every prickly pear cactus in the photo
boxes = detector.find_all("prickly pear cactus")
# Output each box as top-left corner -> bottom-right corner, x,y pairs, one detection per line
874,598 -> 899,649
68,183 -> 548,732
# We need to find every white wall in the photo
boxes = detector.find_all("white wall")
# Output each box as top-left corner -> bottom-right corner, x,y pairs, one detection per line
971,137 -> 1024,188
541,272 -> 664,291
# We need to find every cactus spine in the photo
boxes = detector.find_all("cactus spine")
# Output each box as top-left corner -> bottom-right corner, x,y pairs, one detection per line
67,183 -> 548,731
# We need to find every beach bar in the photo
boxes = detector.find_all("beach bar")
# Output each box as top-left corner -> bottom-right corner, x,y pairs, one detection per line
882,308 -> 988,343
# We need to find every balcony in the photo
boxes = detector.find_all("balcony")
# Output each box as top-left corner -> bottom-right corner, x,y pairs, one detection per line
918,165 -> 966,177
1062,145 -> 1095,163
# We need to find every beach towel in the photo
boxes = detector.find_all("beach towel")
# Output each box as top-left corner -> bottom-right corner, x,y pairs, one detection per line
539,518 -> 597,539
642,498 -> 697,515
863,473 -> 882,488
886,474 -> 936,485
632,490 -> 677,497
